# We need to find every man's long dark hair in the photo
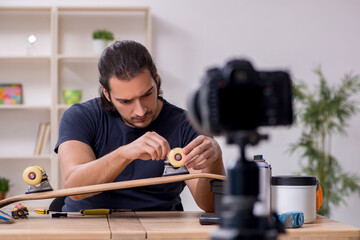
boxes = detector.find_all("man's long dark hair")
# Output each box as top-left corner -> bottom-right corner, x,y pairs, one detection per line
98,40 -> 163,112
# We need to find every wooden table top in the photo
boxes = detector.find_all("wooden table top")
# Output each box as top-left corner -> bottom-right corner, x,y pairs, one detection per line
133,212 -> 360,240
0,213 -> 110,240
134,211 -> 217,239
280,215 -> 360,239
0,211 -> 359,240
108,212 -> 145,240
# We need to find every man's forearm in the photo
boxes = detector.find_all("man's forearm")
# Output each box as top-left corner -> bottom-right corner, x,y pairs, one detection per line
194,156 -> 225,211
59,142 -> 133,200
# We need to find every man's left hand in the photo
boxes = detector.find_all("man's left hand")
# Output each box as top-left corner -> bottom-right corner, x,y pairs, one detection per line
182,135 -> 222,170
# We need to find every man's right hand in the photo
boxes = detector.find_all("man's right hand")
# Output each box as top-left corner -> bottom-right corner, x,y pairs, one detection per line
121,131 -> 171,161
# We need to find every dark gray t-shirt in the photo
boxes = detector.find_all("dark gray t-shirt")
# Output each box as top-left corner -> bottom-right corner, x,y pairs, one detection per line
55,98 -> 198,212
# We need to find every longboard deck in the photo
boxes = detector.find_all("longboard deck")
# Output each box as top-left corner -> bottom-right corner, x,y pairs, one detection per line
0,173 -> 226,208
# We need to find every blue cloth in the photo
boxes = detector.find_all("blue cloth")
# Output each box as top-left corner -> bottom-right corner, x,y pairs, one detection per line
55,98 -> 198,212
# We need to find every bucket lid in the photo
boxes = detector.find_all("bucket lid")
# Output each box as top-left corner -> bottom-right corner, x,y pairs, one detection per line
271,176 -> 317,186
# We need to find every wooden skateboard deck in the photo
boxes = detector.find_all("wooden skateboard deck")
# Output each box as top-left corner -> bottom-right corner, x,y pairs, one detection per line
0,173 -> 226,208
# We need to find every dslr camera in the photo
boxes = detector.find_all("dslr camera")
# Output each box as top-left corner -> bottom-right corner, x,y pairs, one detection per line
188,59 -> 293,239
188,59 -> 293,135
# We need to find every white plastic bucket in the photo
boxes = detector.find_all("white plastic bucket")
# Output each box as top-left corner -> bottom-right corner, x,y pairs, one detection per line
271,176 -> 317,223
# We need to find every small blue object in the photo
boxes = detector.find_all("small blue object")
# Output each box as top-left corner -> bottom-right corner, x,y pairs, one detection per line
0,209 -> 15,224
277,211 -> 304,228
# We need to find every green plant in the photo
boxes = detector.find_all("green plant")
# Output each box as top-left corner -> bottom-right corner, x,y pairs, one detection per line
289,67 -> 360,216
92,29 -> 114,41
0,177 -> 9,194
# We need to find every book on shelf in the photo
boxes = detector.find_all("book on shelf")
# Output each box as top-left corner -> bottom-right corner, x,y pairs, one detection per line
34,122 -> 50,155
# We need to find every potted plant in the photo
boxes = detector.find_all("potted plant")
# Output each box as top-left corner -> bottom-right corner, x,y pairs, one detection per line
0,177 -> 9,200
92,29 -> 115,54
290,67 -> 360,216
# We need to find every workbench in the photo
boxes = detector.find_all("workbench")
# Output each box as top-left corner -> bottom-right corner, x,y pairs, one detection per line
0,211 -> 359,239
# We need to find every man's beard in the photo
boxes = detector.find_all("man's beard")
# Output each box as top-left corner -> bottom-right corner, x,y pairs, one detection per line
120,111 -> 155,129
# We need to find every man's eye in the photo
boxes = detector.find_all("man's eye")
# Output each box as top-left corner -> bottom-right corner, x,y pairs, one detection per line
120,100 -> 131,104
144,91 -> 153,97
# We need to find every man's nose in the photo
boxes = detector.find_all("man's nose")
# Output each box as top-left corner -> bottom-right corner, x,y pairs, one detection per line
134,99 -> 147,116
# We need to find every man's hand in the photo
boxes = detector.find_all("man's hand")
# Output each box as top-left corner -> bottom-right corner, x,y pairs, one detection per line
182,135 -> 222,170
121,131 -> 170,161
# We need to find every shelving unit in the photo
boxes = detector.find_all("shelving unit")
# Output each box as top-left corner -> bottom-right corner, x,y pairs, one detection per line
0,6 -> 151,204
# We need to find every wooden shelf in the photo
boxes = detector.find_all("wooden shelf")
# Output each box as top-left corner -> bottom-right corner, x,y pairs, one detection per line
0,105 -> 51,110
57,6 -> 150,13
57,55 -> 100,61
0,56 -> 51,61
0,6 -> 151,193
0,7 -> 51,12
0,155 -> 51,160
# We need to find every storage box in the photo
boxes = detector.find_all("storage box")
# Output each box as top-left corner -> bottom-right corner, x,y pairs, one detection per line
271,176 -> 317,223
210,179 -> 225,215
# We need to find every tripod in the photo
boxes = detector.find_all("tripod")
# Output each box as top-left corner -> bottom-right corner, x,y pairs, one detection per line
211,131 -> 283,240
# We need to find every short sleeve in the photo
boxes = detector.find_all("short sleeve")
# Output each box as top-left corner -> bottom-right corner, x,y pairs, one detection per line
54,103 -> 97,153
181,112 -> 200,147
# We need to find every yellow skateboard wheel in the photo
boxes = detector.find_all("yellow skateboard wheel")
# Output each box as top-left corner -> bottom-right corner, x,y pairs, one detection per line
34,165 -> 46,174
168,148 -> 186,168
23,166 -> 42,186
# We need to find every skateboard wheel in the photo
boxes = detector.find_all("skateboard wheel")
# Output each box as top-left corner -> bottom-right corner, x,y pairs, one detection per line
168,148 -> 186,168
23,166 -> 42,186
34,165 -> 46,174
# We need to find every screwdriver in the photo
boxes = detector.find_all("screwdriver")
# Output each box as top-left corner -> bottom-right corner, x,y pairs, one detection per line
80,209 -> 131,215
35,209 -> 69,218
34,209 -> 50,214
35,208 -> 131,216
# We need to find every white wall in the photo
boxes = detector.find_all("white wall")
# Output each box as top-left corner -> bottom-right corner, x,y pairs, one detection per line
2,0 -> 360,228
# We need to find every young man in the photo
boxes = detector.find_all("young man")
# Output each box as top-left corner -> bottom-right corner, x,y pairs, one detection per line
55,40 -> 224,212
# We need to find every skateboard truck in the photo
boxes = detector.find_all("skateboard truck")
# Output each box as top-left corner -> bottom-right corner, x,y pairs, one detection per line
162,148 -> 189,176
23,166 -> 53,194
163,159 -> 189,176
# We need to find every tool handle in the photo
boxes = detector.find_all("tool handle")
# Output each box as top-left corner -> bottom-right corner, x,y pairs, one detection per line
34,208 -> 50,214
52,213 -> 67,218
80,209 -> 111,215
199,214 -> 220,225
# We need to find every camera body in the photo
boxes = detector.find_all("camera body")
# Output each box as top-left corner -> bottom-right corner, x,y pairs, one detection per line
188,59 -> 293,135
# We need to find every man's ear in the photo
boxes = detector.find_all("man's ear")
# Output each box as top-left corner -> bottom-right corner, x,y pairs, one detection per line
155,74 -> 160,86
102,87 -> 111,102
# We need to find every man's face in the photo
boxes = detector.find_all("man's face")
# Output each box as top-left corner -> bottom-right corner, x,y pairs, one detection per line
103,69 -> 161,128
